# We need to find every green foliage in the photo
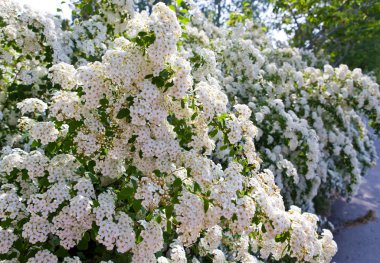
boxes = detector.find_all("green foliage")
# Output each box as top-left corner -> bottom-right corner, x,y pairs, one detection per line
146,66 -> 175,92
271,0 -> 380,79
227,0 -> 253,26
131,31 -> 156,51
167,114 -> 194,149
189,52 -> 206,70
73,0 -> 99,19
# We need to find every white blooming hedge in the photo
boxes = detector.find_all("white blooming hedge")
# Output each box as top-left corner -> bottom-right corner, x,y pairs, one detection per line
1,0 -> 379,262
180,16 -> 380,212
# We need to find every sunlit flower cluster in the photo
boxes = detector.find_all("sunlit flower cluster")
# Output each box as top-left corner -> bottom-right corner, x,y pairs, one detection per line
182,13 -> 380,212
6,0 -> 380,262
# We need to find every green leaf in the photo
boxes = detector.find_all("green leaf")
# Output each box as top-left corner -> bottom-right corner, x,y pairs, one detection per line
38,176 -> 50,189
146,211 -> 154,221
133,199 -> 142,212
132,31 -> 156,48
16,217 -> 29,228
194,182 -> 202,193
203,198 -> 210,213
61,138 -> 73,152
0,218 -> 12,228
261,224 -> 266,233
178,15 -> 190,25
191,112 -> 198,120
163,81 -> 174,92
217,113 -> 228,123
90,225 -> 99,241
115,252 -> 132,263
165,205 -> 174,219
155,215 -> 162,224
231,213 -> 238,221
12,239 -> 24,254
128,135 -> 138,144
167,220 -> 172,234
153,169 -> 163,177
55,247 -> 69,257
172,177 -> 182,189
68,120 -> 83,133
45,142 -> 58,154
99,98 -> 109,107
118,187 -> 135,200
116,108 -> 130,119
77,232 -> 90,250
31,140 -> 40,148
208,129 -> 218,138
275,231 -> 290,243
159,68 -> 171,79
168,4 -> 176,11
152,76 -> 165,88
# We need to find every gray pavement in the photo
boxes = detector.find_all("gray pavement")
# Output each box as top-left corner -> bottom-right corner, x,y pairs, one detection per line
329,140 -> 380,263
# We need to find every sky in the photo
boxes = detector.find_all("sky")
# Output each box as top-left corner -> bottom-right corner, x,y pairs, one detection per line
14,0 -> 72,19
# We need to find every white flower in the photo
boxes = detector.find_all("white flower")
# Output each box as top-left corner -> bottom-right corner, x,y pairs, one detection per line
27,250 -> 58,263
0,228 -> 17,254
17,98 -> 47,115
49,62 -> 77,90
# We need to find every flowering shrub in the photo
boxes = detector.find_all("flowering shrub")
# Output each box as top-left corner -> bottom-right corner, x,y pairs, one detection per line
3,0 -> 379,262
0,0 -> 135,150
0,0 -> 62,149
180,10 -> 380,212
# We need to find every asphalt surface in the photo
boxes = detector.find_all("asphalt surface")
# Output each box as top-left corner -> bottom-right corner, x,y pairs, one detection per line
329,140 -> 380,263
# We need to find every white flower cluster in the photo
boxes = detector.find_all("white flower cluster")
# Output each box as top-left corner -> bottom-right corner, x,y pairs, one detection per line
27,250 -> 58,263
195,80 -> 228,120
0,0 -> 135,151
0,228 -> 17,254
132,221 -> 163,262
16,98 -> 47,115
51,195 -> 94,249
0,1 -> 348,262
147,3 -> 181,72
0,0 -> 68,86
135,176 -> 164,210
95,192 -> 136,253
22,215 -> 51,244
49,91 -> 82,121
49,63 -> 77,90
0,0 -> 70,150
183,15 -> 380,212
0,184 -> 26,220
18,118 -> 59,145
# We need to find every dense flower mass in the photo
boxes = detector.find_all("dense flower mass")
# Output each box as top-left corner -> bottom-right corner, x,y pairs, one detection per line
181,10 -> 380,212
0,0 -> 378,262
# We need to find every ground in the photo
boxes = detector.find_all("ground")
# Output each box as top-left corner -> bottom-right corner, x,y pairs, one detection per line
330,140 -> 380,262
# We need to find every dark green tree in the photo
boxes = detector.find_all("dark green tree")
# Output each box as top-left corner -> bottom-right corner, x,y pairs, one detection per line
270,0 -> 380,79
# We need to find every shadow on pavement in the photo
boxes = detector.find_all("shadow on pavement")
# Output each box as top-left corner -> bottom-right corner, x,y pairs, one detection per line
329,140 -> 380,262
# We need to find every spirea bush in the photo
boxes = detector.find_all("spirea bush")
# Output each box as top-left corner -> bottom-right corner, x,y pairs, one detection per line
1,0 -> 378,262
179,7 -> 380,212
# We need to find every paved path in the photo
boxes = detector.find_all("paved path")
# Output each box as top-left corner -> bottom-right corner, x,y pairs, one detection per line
329,140 -> 380,263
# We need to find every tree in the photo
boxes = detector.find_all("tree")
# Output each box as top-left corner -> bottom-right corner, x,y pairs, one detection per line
270,0 -> 380,79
